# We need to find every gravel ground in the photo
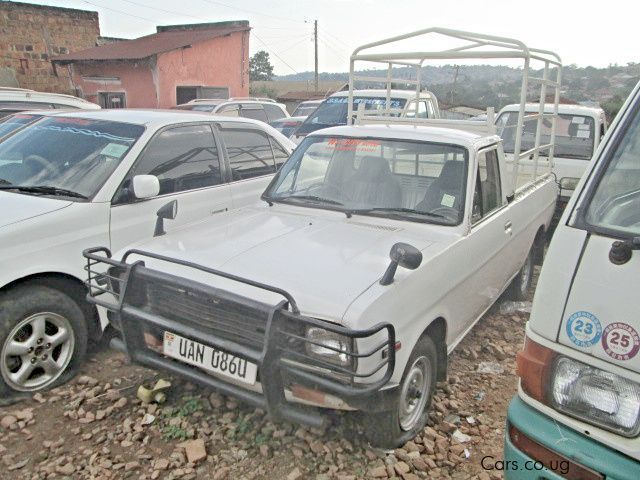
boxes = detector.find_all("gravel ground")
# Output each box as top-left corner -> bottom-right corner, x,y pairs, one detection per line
0,273 -> 537,480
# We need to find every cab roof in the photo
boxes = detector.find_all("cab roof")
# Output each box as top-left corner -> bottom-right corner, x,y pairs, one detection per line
499,103 -> 605,117
307,123 -> 500,150
330,89 -> 435,99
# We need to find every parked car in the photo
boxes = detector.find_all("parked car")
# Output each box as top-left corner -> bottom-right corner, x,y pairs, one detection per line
505,82 -> 640,479
269,116 -> 305,137
175,97 -> 289,124
496,103 -> 607,200
0,87 -> 100,118
0,109 -> 294,397
292,99 -> 323,118
290,89 -> 440,143
83,28 -> 560,448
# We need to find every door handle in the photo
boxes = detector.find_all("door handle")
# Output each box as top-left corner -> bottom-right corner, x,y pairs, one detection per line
504,221 -> 513,235
211,207 -> 228,215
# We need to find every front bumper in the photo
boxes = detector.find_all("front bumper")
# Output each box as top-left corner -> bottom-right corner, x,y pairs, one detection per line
83,247 -> 397,428
504,396 -> 640,480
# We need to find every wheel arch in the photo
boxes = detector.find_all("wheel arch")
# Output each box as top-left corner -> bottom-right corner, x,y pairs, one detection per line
419,317 -> 448,382
533,224 -> 546,265
0,272 -> 101,341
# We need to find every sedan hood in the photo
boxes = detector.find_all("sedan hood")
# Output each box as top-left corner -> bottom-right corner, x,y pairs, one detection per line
0,191 -> 72,228
122,205 -> 438,321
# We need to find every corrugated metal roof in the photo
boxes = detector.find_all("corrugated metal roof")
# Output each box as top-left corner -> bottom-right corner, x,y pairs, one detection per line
52,24 -> 249,63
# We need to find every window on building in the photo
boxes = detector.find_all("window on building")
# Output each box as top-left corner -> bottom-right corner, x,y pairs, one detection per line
126,124 -> 222,197
218,124 -> 276,180
98,92 -> 126,109
176,86 -> 230,105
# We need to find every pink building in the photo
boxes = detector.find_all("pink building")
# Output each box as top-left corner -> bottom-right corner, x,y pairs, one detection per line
52,21 -> 250,108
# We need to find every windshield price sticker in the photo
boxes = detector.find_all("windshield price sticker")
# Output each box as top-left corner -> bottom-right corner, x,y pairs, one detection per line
602,322 -> 640,361
101,143 -> 129,158
327,138 -> 380,152
566,311 -> 602,347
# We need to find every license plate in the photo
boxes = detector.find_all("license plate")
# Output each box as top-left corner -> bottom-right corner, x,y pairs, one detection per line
163,331 -> 258,385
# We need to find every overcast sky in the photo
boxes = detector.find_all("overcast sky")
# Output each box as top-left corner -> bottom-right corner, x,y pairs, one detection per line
14,0 -> 637,75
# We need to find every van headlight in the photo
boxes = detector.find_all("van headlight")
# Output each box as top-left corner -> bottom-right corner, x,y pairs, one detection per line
550,357 -> 640,437
305,327 -> 353,368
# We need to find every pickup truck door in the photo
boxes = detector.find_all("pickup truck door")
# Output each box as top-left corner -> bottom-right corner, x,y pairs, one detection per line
108,123 -> 231,253
451,148 -> 513,340
215,122 -> 289,209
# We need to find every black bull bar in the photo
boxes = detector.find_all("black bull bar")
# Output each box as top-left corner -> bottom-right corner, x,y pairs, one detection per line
83,247 -> 397,428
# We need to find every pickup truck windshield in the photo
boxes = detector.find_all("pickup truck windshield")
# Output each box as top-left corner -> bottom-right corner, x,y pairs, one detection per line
265,135 -> 468,225
585,105 -> 640,237
296,97 -> 407,135
0,117 -> 144,199
497,112 -> 595,160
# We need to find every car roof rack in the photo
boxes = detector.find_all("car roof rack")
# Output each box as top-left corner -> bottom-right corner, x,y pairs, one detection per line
348,27 -> 562,186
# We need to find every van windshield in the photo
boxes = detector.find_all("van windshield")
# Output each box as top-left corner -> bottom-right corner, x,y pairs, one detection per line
0,117 -> 144,199
496,111 -> 596,160
264,135 -> 468,225
296,96 -> 407,135
585,105 -> 640,237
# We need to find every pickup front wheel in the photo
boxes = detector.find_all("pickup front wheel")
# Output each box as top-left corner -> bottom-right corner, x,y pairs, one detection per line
0,286 -> 87,396
361,335 -> 437,449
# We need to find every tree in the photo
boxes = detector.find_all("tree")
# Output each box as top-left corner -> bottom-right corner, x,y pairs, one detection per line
249,51 -> 274,81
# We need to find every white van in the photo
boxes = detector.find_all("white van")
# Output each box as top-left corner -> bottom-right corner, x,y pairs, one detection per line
0,87 -> 100,117
496,103 -> 607,200
505,83 -> 640,478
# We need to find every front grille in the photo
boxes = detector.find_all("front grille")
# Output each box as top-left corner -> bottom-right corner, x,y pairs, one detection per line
144,279 -> 269,349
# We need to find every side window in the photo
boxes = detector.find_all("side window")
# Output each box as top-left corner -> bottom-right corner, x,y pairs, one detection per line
472,149 -> 503,223
218,104 -> 240,117
417,101 -> 428,119
264,104 -> 287,122
426,100 -> 436,119
240,104 -> 268,122
219,125 -> 276,180
269,137 -> 290,169
127,124 -> 222,197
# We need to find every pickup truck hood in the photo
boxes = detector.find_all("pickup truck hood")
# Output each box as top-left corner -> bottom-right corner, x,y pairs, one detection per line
0,191 -> 72,228
123,205 -> 438,321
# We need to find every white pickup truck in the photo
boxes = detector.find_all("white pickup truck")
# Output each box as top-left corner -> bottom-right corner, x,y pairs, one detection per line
84,28 -> 560,447
0,110 -> 294,398
496,103 -> 607,201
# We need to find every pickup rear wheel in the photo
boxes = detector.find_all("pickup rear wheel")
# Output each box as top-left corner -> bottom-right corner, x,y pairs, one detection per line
361,335 -> 437,449
0,286 -> 87,396
508,247 -> 534,301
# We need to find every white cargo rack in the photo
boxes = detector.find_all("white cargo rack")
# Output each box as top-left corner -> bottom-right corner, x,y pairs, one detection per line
348,27 -> 562,186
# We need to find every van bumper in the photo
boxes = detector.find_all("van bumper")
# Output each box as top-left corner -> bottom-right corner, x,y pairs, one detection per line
504,396 -> 640,480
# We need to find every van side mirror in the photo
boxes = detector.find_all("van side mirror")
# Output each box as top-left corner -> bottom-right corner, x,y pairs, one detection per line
132,175 -> 160,199
609,237 -> 640,265
154,200 -> 178,237
380,242 -> 423,286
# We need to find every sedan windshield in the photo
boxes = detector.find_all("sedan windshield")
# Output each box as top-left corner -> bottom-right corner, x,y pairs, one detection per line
296,96 -> 407,135
496,111 -> 596,160
0,117 -> 144,199
265,135 -> 468,225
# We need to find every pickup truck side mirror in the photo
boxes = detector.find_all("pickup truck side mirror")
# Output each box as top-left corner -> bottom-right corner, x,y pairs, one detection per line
154,200 -> 178,237
132,175 -> 160,199
380,242 -> 423,286
609,237 -> 640,265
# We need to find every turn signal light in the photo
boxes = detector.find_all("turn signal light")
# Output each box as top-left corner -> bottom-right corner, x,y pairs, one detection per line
516,337 -> 556,402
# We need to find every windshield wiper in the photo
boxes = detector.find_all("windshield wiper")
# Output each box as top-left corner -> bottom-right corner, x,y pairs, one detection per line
0,185 -> 88,199
0,178 -> 11,185
281,195 -> 345,206
348,207 -> 447,219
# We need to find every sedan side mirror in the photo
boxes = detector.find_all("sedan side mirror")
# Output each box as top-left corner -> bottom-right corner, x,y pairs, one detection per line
380,242 -> 423,286
132,175 -> 160,199
154,200 -> 178,237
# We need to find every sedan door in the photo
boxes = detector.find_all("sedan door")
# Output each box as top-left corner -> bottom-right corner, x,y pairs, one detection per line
109,123 -> 231,253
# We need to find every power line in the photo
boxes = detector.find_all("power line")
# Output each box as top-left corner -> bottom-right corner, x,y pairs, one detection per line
83,0 -> 157,23
318,36 -> 349,63
118,0 -> 203,21
198,0 -> 304,24
253,34 -> 298,74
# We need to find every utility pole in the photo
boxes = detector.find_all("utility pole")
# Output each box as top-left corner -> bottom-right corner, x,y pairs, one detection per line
314,19 -> 318,92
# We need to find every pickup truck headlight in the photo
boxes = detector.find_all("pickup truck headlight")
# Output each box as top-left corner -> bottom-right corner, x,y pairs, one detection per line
305,327 -> 353,368
551,357 -> 640,437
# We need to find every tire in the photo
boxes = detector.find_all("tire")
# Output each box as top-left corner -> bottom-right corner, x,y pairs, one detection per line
508,247 -> 534,301
0,285 -> 88,396
361,335 -> 438,449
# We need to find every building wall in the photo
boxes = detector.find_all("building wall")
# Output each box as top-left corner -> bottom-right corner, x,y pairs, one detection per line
0,2 -> 99,93
155,30 -> 249,108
